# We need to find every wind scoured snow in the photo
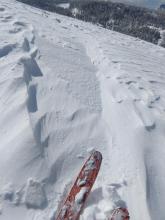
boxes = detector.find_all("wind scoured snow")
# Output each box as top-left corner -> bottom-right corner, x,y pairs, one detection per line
0,0 -> 165,220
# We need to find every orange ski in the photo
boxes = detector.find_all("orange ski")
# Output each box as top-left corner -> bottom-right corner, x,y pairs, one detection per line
55,151 -> 102,220
110,207 -> 130,220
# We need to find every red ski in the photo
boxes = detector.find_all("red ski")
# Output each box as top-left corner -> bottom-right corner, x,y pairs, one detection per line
55,151 -> 102,220
110,207 -> 130,220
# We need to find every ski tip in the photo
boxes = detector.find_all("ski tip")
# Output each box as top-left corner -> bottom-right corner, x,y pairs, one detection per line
91,150 -> 103,161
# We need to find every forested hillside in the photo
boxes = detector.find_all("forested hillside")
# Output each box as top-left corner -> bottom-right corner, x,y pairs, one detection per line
70,1 -> 165,46
17,0 -> 165,47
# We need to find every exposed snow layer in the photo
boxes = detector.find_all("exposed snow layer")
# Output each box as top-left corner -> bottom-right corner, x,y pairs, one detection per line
0,0 -> 165,219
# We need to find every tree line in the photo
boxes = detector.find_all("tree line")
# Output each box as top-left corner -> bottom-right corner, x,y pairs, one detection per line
17,0 -> 165,47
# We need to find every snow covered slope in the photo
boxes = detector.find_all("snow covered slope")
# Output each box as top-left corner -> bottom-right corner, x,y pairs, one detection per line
0,0 -> 165,219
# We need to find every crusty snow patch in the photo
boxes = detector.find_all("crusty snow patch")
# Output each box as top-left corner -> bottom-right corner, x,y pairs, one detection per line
24,179 -> 47,209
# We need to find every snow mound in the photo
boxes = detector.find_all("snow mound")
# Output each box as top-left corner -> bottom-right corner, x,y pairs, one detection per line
24,179 -> 47,209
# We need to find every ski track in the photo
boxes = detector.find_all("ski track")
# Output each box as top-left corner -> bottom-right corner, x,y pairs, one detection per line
0,1 -> 165,220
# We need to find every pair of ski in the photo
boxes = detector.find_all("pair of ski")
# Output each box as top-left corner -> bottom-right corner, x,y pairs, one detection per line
55,151 -> 129,220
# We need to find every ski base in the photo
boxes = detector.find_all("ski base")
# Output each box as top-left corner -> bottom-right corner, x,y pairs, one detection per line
55,151 -> 102,220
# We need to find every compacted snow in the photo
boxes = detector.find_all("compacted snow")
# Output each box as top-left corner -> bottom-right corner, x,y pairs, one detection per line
0,0 -> 165,219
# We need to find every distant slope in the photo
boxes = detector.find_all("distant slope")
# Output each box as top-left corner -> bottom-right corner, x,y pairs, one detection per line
16,0 -> 72,16
17,0 -> 165,47
70,0 -> 165,47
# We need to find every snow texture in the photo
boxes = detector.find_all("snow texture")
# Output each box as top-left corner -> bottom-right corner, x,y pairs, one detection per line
0,0 -> 165,219
75,187 -> 89,205
24,179 -> 47,209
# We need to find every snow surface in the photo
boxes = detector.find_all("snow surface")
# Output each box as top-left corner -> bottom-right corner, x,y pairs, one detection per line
0,0 -> 165,219
57,3 -> 70,9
